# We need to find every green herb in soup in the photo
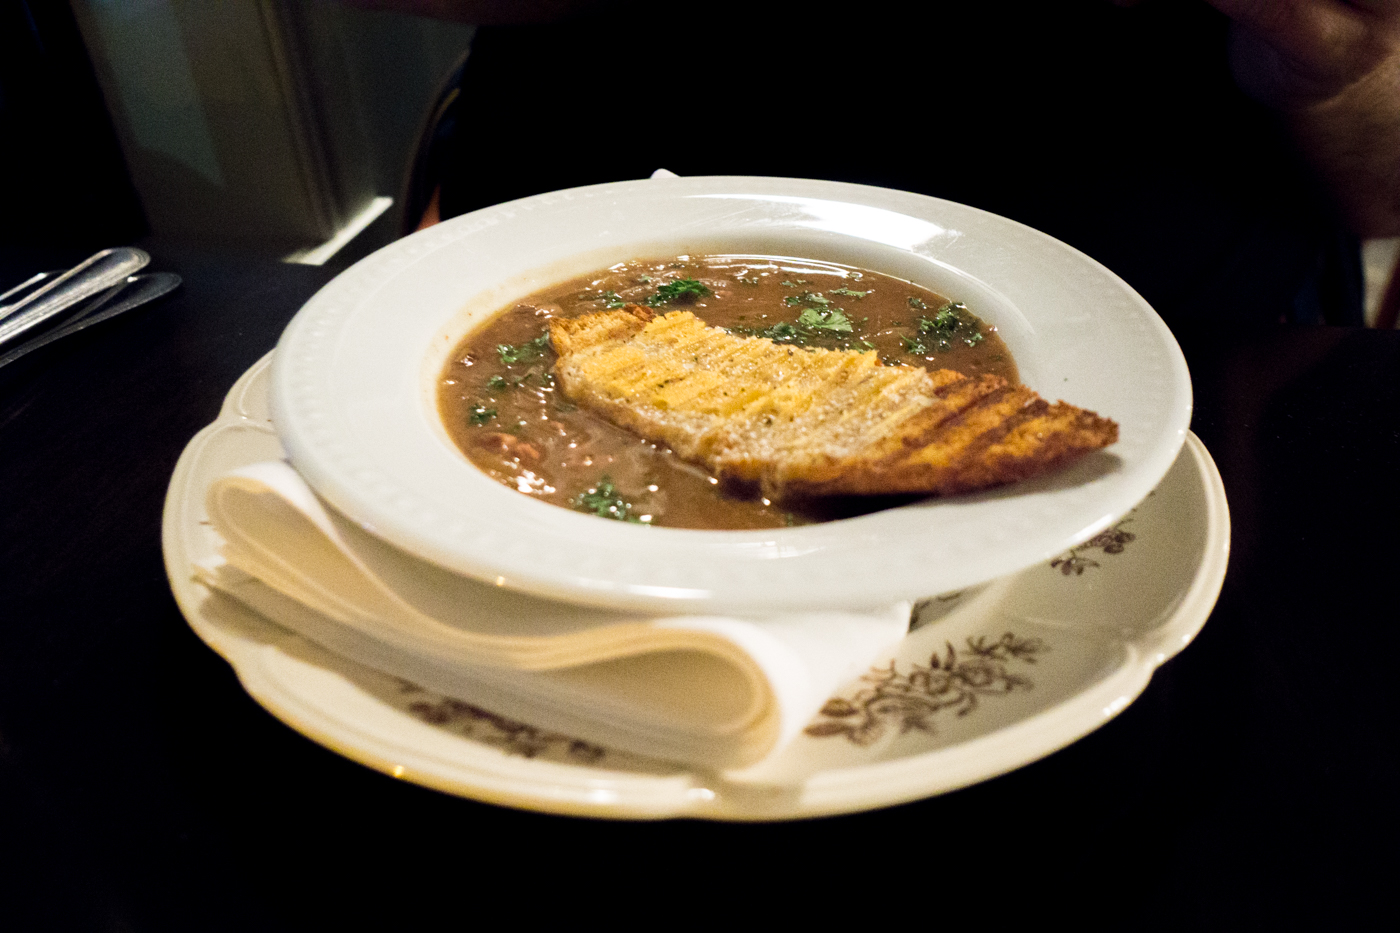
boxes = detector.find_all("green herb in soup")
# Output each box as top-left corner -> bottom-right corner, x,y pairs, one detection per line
572,475 -> 650,523
437,254 -> 1018,530
644,278 -> 711,306
496,331 -> 551,365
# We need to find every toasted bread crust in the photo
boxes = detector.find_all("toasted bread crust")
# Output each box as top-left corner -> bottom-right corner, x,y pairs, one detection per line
549,306 -> 1117,498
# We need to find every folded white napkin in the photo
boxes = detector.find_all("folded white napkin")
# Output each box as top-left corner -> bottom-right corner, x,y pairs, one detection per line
196,461 -> 909,771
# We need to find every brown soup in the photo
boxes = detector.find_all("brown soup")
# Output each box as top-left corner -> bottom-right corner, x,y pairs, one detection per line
438,255 -> 1018,530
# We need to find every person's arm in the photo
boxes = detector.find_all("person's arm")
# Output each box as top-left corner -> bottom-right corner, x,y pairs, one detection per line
1207,0 -> 1400,237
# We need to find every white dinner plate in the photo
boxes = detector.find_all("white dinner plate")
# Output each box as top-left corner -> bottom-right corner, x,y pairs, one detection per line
165,355 -> 1226,820
271,176 -> 1191,613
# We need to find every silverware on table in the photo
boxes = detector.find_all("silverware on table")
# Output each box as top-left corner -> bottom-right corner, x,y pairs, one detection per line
0,248 -> 151,348
0,271 -> 182,370
0,269 -> 63,305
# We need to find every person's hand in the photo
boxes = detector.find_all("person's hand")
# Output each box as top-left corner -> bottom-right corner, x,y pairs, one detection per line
1206,0 -> 1400,107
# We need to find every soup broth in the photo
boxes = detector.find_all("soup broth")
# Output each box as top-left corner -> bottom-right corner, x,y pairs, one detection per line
438,255 -> 1018,529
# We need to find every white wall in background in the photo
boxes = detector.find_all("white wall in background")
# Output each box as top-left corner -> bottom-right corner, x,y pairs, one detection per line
72,0 -> 473,256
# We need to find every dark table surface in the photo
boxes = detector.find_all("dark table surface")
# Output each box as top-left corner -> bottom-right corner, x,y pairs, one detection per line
2,242 -> 1397,930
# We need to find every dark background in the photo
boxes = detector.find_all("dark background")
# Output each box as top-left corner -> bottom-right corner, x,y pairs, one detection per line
0,0 -> 146,250
1,1 -> 1396,928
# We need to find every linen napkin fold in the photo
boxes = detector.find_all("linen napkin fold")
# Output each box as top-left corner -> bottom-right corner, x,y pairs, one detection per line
196,461 -> 909,771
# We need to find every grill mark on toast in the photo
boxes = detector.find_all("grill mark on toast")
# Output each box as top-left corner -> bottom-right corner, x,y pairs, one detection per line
813,382 -> 1021,495
940,391 -> 1049,482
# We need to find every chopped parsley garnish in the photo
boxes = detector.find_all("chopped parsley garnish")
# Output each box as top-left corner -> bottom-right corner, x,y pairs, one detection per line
746,321 -> 801,340
488,371 -> 553,391
468,404 -> 497,425
796,307 -> 854,333
645,278 -> 711,306
907,296 -> 928,311
595,290 -> 628,308
784,291 -> 832,308
729,287 -> 868,348
496,331 -> 552,364
780,279 -> 810,287
579,289 -> 625,308
572,476 -> 648,523
731,313 -> 861,345
828,287 -> 867,298
905,302 -> 985,354
918,303 -> 965,336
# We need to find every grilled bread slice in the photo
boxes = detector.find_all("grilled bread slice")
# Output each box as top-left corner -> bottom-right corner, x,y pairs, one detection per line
549,305 -> 1117,498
